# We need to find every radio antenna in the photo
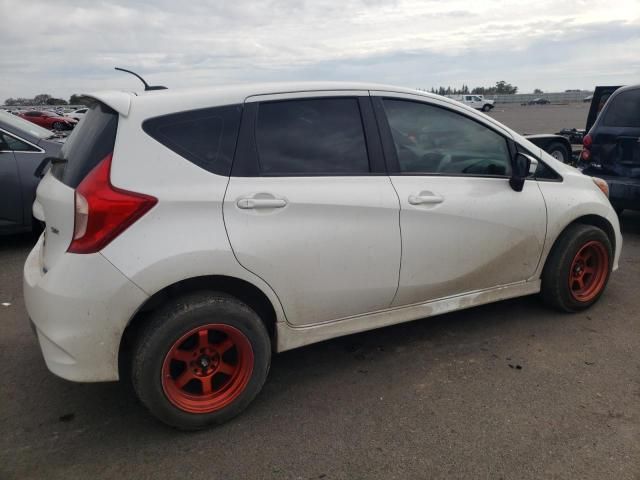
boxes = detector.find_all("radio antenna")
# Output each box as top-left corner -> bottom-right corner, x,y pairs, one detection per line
114,67 -> 167,91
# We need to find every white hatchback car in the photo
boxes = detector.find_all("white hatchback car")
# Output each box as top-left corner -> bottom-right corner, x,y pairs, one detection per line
24,82 -> 621,429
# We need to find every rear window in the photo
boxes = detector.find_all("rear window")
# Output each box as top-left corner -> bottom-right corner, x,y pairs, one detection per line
142,104 -> 242,176
603,89 -> 640,127
52,102 -> 118,188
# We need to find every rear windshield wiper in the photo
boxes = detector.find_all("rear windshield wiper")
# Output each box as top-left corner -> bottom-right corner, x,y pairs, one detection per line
34,156 -> 67,178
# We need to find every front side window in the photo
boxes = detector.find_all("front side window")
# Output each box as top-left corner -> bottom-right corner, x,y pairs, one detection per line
603,89 -> 640,127
382,99 -> 512,176
255,98 -> 369,175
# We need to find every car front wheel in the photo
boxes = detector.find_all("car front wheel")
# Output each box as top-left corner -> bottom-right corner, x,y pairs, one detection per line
131,291 -> 271,430
541,224 -> 612,312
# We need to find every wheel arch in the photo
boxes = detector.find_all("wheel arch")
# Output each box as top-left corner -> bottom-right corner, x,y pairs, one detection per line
118,275 -> 279,378
542,214 -> 616,275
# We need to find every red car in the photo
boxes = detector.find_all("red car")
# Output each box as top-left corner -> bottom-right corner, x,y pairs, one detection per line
19,110 -> 77,130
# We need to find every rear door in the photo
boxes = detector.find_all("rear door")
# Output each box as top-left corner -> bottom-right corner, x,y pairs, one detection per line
34,102 -> 118,270
0,133 -> 21,228
223,92 -> 401,326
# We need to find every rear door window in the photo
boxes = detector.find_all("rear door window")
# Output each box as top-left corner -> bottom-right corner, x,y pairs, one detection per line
603,89 -> 640,127
143,105 -> 242,177
255,98 -> 369,175
0,131 -> 40,152
51,102 -> 118,188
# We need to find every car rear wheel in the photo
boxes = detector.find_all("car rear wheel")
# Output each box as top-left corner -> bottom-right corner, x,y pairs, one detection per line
52,121 -> 63,130
546,142 -> 570,163
541,224 -> 612,312
131,291 -> 271,430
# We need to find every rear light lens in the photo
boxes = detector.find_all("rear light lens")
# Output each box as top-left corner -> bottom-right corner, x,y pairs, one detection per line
581,133 -> 593,161
68,154 -> 157,254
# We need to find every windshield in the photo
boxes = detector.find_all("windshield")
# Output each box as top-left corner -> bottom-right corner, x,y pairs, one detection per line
0,109 -> 53,139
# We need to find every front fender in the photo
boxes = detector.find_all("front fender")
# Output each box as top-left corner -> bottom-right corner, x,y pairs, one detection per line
534,176 -> 622,278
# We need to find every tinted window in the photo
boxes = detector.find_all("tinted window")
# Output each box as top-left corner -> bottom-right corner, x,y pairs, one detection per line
143,104 -> 242,176
383,99 -> 511,176
0,131 -> 38,152
255,98 -> 369,175
25,111 -> 40,117
52,102 -> 118,188
603,89 -> 640,127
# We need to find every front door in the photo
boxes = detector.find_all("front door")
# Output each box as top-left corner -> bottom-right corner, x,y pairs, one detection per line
223,93 -> 401,326
372,94 -> 547,307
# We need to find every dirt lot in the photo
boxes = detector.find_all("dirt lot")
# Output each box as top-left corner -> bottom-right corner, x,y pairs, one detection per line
488,102 -> 589,135
1,104 -> 639,480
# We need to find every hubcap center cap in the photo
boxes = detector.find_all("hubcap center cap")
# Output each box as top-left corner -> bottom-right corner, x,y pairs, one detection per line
198,356 -> 210,368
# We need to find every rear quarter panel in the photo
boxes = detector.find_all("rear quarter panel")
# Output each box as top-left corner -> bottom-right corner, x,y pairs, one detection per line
100,103 -> 287,326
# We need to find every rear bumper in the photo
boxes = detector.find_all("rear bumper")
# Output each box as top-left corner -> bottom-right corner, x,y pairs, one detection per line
607,179 -> 640,210
23,234 -> 148,382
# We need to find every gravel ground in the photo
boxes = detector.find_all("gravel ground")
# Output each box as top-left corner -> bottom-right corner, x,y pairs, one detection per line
1,104 -> 638,480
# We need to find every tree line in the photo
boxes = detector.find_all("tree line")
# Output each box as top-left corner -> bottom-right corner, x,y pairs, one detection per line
423,80 -> 519,96
4,93 -> 89,106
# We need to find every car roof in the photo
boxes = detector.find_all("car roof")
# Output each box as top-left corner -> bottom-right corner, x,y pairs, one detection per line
85,81 -> 438,117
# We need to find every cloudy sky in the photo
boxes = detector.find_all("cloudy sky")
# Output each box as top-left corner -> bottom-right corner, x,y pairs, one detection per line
1,0 -> 639,102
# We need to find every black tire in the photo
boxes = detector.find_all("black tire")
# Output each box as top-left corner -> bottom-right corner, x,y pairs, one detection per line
52,121 -> 63,130
541,224 -> 612,312
482,104 -> 492,112
131,291 -> 271,430
546,142 -> 570,163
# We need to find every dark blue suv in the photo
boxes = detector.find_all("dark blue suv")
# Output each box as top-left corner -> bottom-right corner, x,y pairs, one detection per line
579,85 -> 640,214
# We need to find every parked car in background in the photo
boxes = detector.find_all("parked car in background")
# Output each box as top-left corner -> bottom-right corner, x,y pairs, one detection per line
19,110 -> 77,130
0,110 -> 62,234
450,94 -> 495,111
528,98 -> 550,105
66,108 -> 88,121
579,84 -> 639,214
24,82 -> 621,430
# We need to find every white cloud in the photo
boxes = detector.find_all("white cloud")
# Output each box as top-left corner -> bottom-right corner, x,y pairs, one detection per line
1,0 -> 639,100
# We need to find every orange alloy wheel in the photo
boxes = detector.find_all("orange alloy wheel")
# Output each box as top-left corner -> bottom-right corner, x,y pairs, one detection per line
161,324 -> 254,414
568,240 -> 609,302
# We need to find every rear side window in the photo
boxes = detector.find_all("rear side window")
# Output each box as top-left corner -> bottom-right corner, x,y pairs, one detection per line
603,89 -> 640,127
255,98 -> 370,175
0,131 -> 39,152
52,102 -> 118,188
143,105 -> 242,176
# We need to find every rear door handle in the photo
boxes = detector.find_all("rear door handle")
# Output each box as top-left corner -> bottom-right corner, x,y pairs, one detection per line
237,195 -> 287,210
408,192 -> 444,205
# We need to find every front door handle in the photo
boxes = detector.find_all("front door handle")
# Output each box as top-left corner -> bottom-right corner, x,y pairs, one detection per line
408,191 -> 444,205
237,194 -> 287,210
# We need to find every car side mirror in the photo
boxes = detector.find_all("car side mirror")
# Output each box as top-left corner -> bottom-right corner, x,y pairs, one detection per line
510,152 -> 537,192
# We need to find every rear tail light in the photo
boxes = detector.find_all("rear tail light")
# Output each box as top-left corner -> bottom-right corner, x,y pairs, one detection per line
581,134 -> 593,161
68,154 -> 157,254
